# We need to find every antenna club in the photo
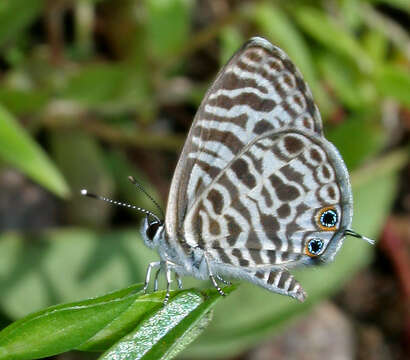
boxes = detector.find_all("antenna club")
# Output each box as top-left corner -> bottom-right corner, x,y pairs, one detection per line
362,236 -> 375,245
80,185 -> 162,223
345,229 -> 375,245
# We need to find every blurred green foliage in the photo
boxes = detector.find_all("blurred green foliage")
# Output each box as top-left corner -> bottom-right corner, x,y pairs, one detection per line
0,0 -> 409,359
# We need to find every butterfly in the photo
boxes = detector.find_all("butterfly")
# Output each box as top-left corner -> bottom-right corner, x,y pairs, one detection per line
82,37 -> 374,303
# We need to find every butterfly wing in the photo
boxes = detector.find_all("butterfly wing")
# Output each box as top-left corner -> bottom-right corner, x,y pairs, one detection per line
166,37 -> 323,246
184,129 -> 353,268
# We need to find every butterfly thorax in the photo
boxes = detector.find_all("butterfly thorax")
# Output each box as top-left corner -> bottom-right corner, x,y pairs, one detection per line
141,215 -> 210,279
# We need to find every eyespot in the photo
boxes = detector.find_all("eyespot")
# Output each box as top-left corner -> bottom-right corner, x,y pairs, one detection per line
305,238 -> 324,257
317,207 -> 338,231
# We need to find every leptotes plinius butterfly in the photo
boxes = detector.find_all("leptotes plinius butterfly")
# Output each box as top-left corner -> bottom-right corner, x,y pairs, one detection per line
83,37 -> 374,303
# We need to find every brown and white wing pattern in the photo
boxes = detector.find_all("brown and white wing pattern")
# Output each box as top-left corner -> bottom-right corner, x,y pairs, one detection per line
166,37 -> 323,249
247,269 -> 307,302
184,129 -> 352,268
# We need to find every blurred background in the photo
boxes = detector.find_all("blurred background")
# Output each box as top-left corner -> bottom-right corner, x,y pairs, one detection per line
0,0 -> 409,359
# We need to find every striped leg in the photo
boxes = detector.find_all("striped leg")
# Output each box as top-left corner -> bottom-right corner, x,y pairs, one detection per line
153,268 -> 161,291
144,260 -> 183,304
164,262 -> 172,305
216,275 -> 231,285
205,255 -> 226,296
143,261 -> 161,292
175,272 -> 183,289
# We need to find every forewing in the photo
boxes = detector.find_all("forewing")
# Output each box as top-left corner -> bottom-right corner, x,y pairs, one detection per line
166,37 -> 323,243
184,129 -> 352,268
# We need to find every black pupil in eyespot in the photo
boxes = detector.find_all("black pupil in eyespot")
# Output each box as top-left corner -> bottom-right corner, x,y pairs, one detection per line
146,222 -> 160,241
308,239 -> 323,255
321,210 -> 337,227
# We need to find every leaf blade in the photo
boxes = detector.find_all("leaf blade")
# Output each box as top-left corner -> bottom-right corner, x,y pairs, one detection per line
0,285 -> 144,360
0,104 -> 70,198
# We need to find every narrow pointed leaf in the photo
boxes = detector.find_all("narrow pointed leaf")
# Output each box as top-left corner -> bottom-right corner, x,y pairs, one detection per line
0,104 -> 70,198
145,0 -> 193,59
0,285 -> 144,360
294,7 -> 372,71
375,65 -> 410,107
0,284 -> 234,360
99,287 -> 235,360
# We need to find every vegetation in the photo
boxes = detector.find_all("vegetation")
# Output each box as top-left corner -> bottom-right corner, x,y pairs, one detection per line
0,0 -> 408,359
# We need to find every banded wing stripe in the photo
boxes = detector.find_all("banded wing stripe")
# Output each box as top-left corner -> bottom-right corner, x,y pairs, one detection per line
250,269 -> 306,301
207,247 -> 303,268
183,130 -> 346,261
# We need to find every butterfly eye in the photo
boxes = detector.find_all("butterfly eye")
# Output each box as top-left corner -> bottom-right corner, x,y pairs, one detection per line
305,238 -> 324,257
317,207 -> 338,230
146,221 -> 160,241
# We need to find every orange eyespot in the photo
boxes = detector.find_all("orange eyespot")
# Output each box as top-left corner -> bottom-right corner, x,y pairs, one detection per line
305,238 -> 324,257
316,206 -> 338,231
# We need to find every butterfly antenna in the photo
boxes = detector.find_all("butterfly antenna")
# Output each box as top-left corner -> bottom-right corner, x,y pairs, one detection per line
80,189 -> 161,223
127,176 -> 165,220
345,229 -> 375,245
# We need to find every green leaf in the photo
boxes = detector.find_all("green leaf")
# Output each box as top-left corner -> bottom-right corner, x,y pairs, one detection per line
294,7 -> 373,72
145,0 -> 193,59
340,0 -> 363,30
375,65 -> 410,107
362,30 -> 388,65
76,290 -> 166,352
0,285 -> 234,360
60,64 -> 129,108
327,115 -> 385,170
0,89 -> 49,115
0,284 -> 143,360
0,104 -> 70,198
0,0 -> 43,48
99,288 -> 233,360
319,53 -> 366,110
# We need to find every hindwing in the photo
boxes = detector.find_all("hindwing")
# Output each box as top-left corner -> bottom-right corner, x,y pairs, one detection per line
183,129 -> 352,267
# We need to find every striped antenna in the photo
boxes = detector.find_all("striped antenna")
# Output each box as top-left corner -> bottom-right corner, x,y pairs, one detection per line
80,189 -> 161,223
128,176 -> 165,220
345,229 -> 375,245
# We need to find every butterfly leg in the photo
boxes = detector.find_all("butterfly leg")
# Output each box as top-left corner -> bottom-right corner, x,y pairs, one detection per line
143,261 -> 161,293
164,261 -> 173,305
205,255 -> 226,296
153,267 -> 161,292
144,260 -> 183,304
209,274 -> 226,296
215,275 -> 231,285
175,272 -> 183,289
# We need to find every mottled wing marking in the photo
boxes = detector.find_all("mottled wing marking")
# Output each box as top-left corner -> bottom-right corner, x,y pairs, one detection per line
184,130 -> 345,267
165,37 -> 323,247
249,269 -> 306,302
